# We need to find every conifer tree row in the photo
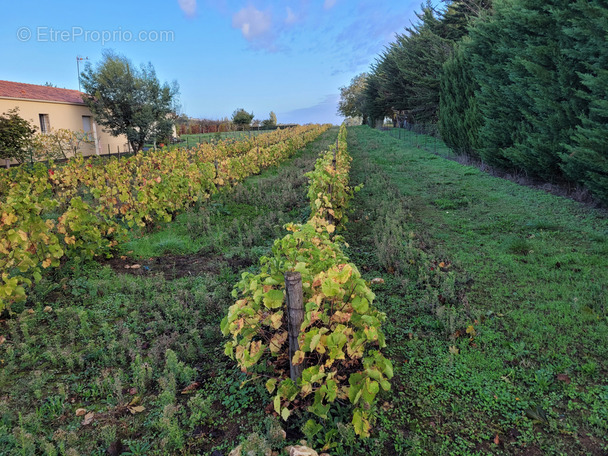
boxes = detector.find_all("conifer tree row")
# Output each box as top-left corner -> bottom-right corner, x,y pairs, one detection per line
348,0 -> 608,202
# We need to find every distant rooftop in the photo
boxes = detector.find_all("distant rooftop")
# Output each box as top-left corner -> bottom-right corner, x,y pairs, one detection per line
0,80 -> 85,104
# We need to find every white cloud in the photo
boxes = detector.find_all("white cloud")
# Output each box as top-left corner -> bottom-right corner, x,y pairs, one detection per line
178,0 -> 197,17
285,7 -> 297,25
323,0 -> 337,10
232,5 -> 273,41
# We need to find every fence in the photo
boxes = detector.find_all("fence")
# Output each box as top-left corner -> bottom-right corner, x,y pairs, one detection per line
385,124 -> 452,157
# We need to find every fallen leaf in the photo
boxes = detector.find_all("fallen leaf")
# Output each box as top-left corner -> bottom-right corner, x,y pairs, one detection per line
75,408 -> 87,417
449,345 -> 459,355
525,406 -> 549,424
0,336 -> 5,346
181,382 -> 201,394
43,306 -> 53,313
82,412 -> 95,425
371,278 -> 385,285
128,396 -> 141,407
494,434 -> 500,445
466,325 -> 476,336
128,405 -> 145,414
120,256 -> 127,260
556,374 -> 571,384
27,309 -> 35,314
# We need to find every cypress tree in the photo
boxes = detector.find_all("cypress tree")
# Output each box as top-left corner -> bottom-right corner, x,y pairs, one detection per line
560,0 -> 608,202
468,0 -> 582,178
439,40 -> 483,157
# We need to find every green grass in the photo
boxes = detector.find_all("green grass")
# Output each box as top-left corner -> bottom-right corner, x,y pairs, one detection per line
122,129 -> 334,260
341,126 -> 608,455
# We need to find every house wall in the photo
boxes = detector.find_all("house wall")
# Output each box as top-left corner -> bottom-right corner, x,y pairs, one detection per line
0,97 -> 130,160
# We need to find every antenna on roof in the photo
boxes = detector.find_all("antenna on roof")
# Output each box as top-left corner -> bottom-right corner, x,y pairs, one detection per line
76,56 -> 89,92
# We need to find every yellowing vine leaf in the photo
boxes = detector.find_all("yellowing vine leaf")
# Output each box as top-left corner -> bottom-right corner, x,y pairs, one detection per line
292,350 -> 305,365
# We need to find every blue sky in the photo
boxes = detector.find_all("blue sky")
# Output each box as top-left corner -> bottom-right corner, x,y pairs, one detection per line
1,0 -> 427,124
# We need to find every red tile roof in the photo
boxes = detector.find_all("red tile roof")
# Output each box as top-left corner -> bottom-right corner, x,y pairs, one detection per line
0,80 -> 85,104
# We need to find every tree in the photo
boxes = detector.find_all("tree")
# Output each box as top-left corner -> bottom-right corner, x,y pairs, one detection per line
262,111 -> 278,129
232,109 -> 254,130
338,73 -> 368,123
80,50 -> 179,153
560,0 -> 608,202
35,128 -> 93,161
262,111 -> 277,128
439,40 -> 482,157
0,108 -> 37,166
467,0 -> 581,178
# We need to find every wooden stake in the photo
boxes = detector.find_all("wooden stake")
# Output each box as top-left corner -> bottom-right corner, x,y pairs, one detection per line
285,271 -> 304,383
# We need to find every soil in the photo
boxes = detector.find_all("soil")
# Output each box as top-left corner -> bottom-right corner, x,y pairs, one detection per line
101,251 -> 254,280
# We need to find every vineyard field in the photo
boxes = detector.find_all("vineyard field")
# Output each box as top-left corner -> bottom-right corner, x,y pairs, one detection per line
0,126 -> 606,455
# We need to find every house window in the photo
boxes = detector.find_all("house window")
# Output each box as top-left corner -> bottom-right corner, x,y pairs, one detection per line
39,114 -> 50,133
82,116 -> 92,134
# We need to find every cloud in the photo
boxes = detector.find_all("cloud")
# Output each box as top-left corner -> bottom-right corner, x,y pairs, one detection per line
178,0 -> 197,17
285,7 -> 297,25
232,5 -> 273,41
323,0 -> 337,10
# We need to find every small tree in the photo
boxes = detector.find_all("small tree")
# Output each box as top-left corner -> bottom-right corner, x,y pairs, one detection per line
35,128 -> 94,161
80,50 -> 179,153
262,111 -> 278,128
232,108 -> 254,130
0,108 -> 37,167
338,73 -> 368,123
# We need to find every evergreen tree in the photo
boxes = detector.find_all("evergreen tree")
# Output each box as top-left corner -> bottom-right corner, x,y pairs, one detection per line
361,72 -> 392,127
467,0 -> 581,178
560,0 -> 608,202
378,5 -> 451,123
439,40 -> 482,156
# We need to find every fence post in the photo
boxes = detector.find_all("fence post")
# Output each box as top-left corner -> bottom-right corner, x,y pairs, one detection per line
285,271 -> 304,383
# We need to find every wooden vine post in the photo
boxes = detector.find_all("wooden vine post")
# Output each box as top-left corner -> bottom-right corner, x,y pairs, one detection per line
327,143 -> 337,226
285,271 -> 305,382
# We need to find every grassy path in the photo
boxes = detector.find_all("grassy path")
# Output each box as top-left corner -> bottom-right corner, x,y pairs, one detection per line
0,128 -> 339,456
343,126 -> 607,455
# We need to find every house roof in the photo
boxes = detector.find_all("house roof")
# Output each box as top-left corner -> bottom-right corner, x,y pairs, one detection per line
0,80 -> 85,105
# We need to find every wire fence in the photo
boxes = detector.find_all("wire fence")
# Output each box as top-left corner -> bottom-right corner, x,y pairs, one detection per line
383,124 -> 453,157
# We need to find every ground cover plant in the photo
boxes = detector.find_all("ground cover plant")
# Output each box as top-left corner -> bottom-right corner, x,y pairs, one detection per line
0,128 -> 339,455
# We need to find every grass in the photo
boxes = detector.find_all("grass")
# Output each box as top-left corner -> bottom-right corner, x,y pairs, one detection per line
341,126 -> 608,455
0,127 -> 339,456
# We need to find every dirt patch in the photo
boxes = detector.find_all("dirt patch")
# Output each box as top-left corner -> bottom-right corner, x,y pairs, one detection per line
101,252 -> 254,280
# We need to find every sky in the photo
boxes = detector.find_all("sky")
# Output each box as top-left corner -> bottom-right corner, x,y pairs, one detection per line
1,0 -> 428,125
